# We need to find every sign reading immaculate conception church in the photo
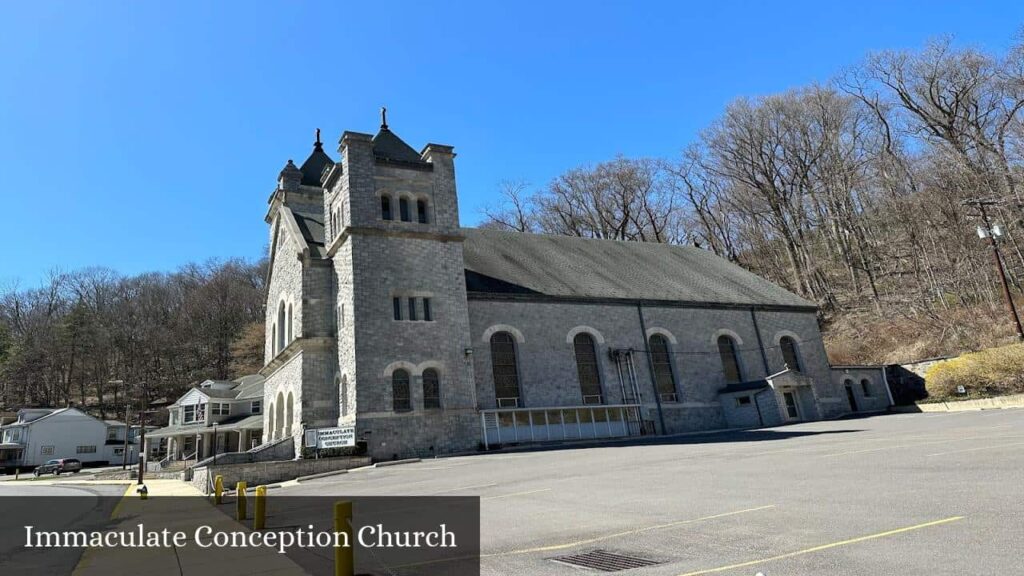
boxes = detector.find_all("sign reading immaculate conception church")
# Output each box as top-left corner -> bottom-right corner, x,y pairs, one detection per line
314,426 -> 355,449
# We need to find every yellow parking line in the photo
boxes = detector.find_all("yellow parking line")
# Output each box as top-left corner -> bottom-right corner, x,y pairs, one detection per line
927,441 -> 1024,457
482,488 -> 552,501
677,516 -> 964,576
485,505 -> 776,558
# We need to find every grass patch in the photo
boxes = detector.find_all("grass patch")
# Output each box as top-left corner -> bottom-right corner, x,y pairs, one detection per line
924,343 -> 1024,402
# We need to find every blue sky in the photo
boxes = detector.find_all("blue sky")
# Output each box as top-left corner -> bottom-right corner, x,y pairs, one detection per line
2,1 -> 1022,285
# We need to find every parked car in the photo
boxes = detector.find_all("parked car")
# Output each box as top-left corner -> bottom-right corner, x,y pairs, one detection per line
33,458 -> 82,477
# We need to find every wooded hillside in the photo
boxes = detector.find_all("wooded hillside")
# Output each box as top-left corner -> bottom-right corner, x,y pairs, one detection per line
484,35 -> 1024,363
0,260 -> 266,414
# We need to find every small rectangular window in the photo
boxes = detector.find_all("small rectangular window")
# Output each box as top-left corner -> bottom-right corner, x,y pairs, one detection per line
423,298 -> 432,321
408,297 -> 417,321
76,445 -> 97,454
393,297 -> 402,321
736,396 -> 752,407
40,445 -> 54,455
251,400 -> 262,414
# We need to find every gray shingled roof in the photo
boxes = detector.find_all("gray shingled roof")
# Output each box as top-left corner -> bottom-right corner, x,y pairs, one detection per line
372,128 -> 427,164
299,142 -> 334,187
461,228 -> 815,309
290,205 -> 325,257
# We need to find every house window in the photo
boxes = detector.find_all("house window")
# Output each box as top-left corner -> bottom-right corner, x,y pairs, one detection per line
417,199 -> 428,224
717,335 -> 743,384
251,400 -> 262,414
183,405 -> 196,423
649,334 -> 678,402
423,368 -> 441,409
76,445 -> 97,454
211,403 -> 230,416
8,428 -> 20,442
423,298 -> 432,321
40,445 -> 54,455
381,196 -> 392,220
490,332 -> 521,407
107,427 -> 118,440
736,396 -> 752,406
399,197 -> 411,222
573,333 -> 603,404
393,297 -> 402,320
392,369 -> 411,412
408,297 -> 418,321
780,336 -> 801,372
861,378 -> 873,397
113,447 -> 124,456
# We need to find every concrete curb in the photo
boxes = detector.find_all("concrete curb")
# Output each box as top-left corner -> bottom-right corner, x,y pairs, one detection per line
374,458 -> 422,467
892,394 -> 1024,413
296,469 -> 350,482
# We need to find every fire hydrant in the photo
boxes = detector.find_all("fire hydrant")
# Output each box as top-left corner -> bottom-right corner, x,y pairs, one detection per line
137,485 -> 148,500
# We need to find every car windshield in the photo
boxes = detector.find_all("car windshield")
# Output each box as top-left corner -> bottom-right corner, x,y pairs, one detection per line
46,460 -> 58,465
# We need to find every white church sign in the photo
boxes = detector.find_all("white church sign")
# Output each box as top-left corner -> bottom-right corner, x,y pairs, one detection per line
315,426 -> 356,449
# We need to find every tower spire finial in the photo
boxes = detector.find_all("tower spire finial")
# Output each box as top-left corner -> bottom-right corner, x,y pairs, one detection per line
380,106 -> 388,130
315,128 -> 321,146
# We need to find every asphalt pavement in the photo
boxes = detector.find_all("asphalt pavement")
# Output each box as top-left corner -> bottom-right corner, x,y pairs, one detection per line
277,408 -> 1024,576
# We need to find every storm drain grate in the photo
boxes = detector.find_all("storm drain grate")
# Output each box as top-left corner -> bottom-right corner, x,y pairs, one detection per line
549,550 -> 662,572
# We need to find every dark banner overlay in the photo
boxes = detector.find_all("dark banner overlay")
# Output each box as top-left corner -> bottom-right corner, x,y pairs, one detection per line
0,496 -> 480,576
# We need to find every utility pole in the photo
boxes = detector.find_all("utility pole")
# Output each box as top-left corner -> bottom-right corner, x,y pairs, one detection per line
121,380 -> 131,470
966,198 -> 1024,341
137,382 -> 148,485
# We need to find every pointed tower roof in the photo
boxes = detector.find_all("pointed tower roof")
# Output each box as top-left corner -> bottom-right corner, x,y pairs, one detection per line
371,107 -> 427,165
299,128 -> 335,186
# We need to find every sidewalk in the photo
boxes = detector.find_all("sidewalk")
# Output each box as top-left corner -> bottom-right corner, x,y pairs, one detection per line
72,480 -> 308,576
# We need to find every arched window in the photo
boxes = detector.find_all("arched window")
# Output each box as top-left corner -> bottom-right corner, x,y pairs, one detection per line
780,336 -> 801,372
267,403 -> 275,440
717,335 -> 742,383
399,197 -> 411,222
649,334 -> 678,402
284,392 -> 294,437
573,333 -> 603,404
860,378 -> 873,397
287,304 -> 294,343
392,370 -> 411,411
271,324 -> 277,356
274,392 -> 285,439
422,368 -> 441,409
277,302 -> 286,352
341,376 -> 350,417
381,196 -> 392,220
416,199 -> 428,224
490,332 -> 521,407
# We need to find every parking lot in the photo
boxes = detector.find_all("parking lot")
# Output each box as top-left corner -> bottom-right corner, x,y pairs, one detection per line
281,408 -> 1024,575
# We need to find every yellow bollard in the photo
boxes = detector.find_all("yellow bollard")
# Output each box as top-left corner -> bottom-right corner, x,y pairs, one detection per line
334,501 -> 354,576
236,481 -> 247,520
214,475 -> 224,504
254,485 -> 267,530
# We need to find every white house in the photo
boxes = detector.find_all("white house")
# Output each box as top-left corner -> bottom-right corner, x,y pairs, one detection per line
0,407 -> 142,470
147,375 -> 265,461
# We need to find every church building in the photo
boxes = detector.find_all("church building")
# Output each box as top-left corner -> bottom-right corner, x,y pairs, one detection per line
260,113 -> 891,460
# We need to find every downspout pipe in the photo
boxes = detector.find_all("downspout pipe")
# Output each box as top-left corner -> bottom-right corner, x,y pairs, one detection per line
750,309 -> 771,376
636,301 -> 667,434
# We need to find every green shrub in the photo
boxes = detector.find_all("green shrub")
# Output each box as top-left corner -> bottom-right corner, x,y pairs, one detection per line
925,343 -> 1024,401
